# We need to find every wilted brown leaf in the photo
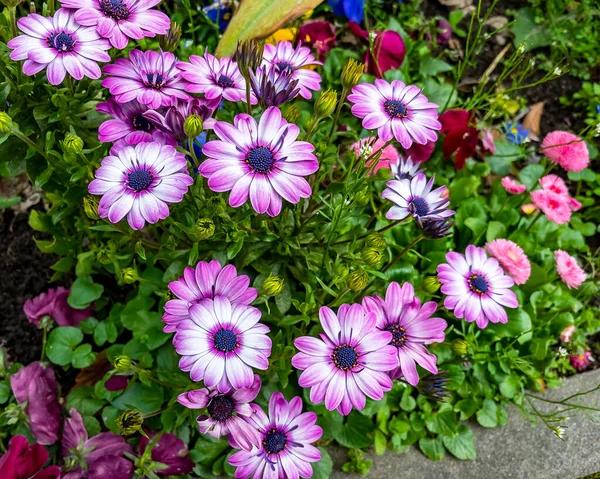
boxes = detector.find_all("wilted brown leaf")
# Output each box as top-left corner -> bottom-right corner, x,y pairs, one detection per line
522,102 -> 545,136
74,350 -> 111,389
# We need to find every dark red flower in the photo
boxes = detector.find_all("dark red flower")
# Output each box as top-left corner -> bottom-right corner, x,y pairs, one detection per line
104,375 -> 130,392
139,431 -> 194,476
439,109 -> 479,169
0,436 -> 60,479
296,21 -> 336,61
348,22 -> 406,78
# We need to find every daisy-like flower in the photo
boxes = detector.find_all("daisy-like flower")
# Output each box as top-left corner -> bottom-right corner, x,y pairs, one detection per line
88,142 -> 193,230
437,245 -> 519,329
391,156 -> 424,180
570,350 -> 593,371
177,375 -> 262,451
541,130 -> 589,172
173,296 -> 272,392
60,0 -> 170,49
531,189 -> 572,225
249,65 -> 300,108
102,49 -> 190,109
348,79 -> 441,148
485,239 -> 531,285
228,393 -> 322,479
538,175 -> 581,212
163,260 -> 257,333
501,176 -> 526,194
554,250 -> 587,289
291,304 -> 398,415
382,173 -> 454,226
200,106 -> 319,216
7,8 -> 111,85
363,282 -> 447,386
261,41 -> 322,99
143,97 -> 218,141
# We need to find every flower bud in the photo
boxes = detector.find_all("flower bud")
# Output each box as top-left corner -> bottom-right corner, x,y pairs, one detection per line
423,276 -> 441,293
96,248 -> 111,264
159,22 -> 182,53
263,275 -> 284,296
30,1 -> 35,13
362,247 -> 382,266
365,232 -> 386,249
116,410 -> 144,435
0,111 -> 12,133
0,0 -> 22,9
62,133 -> 83,154
121,267 -> 139,284
314,89 -> 337,118
347,269 -> 368,291
450,339 -> 468,356
521,203 -> 537,215
83,195 -> 99,220
184,114 -> 203,138
234,39 -> 264,78
195,218 -> 215,240
341,59 -> 365,89
282,104 -> 301,124
354,188 -> 370,207
113,355 -> 133,372
417,371 -> 450,401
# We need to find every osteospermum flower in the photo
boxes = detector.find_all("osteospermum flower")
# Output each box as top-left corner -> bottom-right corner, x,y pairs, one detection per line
485,239 -> 531,285
60,0 -> 170,49
554,250 -> 587,289
8,8 -> 111,85
261,41 -> 322,99
102,49 -> 190,109
200,106 -> 319,216
173,297 -> 272,392
501,176 -> 526,194
163,260 -> 257,333
531,189 -> 572,224
437,245 -> 519,328
88,142 -> 193,230
382,173 -> 454,226
541,130 -> 589,172
391,156 -> 424,180
348,79 -> 441,148
228,393 -> 322,479
291,304 -> 398,415
177,375 -> 262,451
363,282 -> 447,385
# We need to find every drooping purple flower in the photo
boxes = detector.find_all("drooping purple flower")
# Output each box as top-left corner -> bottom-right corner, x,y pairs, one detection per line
163,260 -> 257,333
102,49 -> 191,109
200,106 -> 319,216
10,362 -> 60,446
291,304 -> 398,416
228,392 -> 322,479
88,142 -> 193,230
61,408 -> 133,479
7,8 -> 111,85
249,65 -> 301,108
390,156 -> 424,181
23,286 -> 93,327
437,245 -> 519,328
173,296 -> 272,393
138,431 -> 194,476
60,0 -> 170,49
0,436 -> 61,479
348,79 -> 441,148
363,282 -> 447,385
177,374 -> 262,451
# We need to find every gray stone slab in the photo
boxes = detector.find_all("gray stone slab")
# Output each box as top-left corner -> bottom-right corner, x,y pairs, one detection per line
329,369 -> 600,479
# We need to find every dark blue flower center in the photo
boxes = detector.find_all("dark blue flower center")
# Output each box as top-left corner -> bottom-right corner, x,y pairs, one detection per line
263,429 -> 286,454
385,324 -> 407,348
468,273 -> 488,294
384,100 -> 407,118
47,32 -> 75,52
332,344 -> 359,371
217,74 -> 234,88
146,73 -> 165,89
410,197 -> 430,217
275,61 -> 293,74
127,169 -> 153,191
207,395 -> 235,422
213,329 -> 238,352
132,113 -> 153,132
100,0 -> 130,20
246,147 -> 274,173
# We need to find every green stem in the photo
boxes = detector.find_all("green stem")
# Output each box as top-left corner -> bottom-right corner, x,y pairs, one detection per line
526,212 -> 543,232
382,234 -> 424,272
8,7 -> 17,38
245,78 -> 252,115
10,127 -> 48,160
327,87 -> 348,142
304,117 -> 321,142
332,220 -> 403,246
40,327 -> 47,362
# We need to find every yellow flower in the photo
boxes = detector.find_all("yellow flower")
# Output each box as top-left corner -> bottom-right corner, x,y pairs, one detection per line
302,9 -> 314,19
265,28 -> 297,45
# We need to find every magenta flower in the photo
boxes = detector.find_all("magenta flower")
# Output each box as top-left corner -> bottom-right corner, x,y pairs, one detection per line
0,436 -> 61,479
292,304 -> 398,415
61,408 -> 133,479
228,393 -> 322,479
173,296 -> 272,392
88,142 -> 193,230
200,106 -> 319,216
261,41 -> 322,99
139,431 -> 194,476
177,374 -> 262,451
102,49 -> 190,109
297,21 -> 336,61
163,260 -> 257,333
437,245 -> 519,328
61,0 -> 170,49
10,362 -> 60,446
501,176 -> 526,194
363,282 -> 447,385
348,79 -> 441,148
569,350 -> 592,371
7,8 -> 111,86
24,286 -> 93,327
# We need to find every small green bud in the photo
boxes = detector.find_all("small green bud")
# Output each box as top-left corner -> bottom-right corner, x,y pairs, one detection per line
1,0 -> 22,9
450,339 -> 469,356
184,114 -> 203,138
121,267 -> 139,284
116,410 -> 144,436
347,269 -> 369,291
0,111 -> 12,133
423,276 -> 442,293
96,248 -> 111,264
341,59 -> 365,89
314,89 -> 338,118
159,22 -> 182,53
354,188 -> 370,207
62,133 -> 83,154
362,247 -> 383,266
113,355 -> 133,372
195,218 -> 215,240
282,104 -> 301,124
365,232 -> 386,249
263,275 -> 284,296
83,195 -> 100,220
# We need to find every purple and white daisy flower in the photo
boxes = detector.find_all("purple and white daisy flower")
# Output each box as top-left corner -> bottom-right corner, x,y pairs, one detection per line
177,374 -> 262,451
173,296 -> 272,393
228,392 -> 322,479
7,8 -> 111,86
348,79 -> 441,148
88,142 -> 193,230
102,49 -> 190,109
163,260 -> 258,333
200,106 -> 319,217
261,41 -> 322,99
60,0 -> 170,49
391,156 -> 423,180
382,173 -> 454,226
291,304 -> 398,416
437,245 -> 519,329
363,282 -> 447,386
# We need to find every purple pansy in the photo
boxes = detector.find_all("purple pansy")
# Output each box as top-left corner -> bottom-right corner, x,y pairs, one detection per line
138,431 -> 194,476
88,142 -> 193,230
7,8 -> 111,85
292,304 -> 398,416
102,49 -> 190,109
173,296 -> 272,393
163,260 -> 257,333
23,286 -> 93,327
200,106 -> 319,216
228,392 -> 322,479
437,245 -> 519,328
363,282 -> 447,385
177,374 -> 262,451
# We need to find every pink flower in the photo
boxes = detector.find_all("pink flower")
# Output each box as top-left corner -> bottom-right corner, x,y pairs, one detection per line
0,436 -> 60,479
554,250 -> 586,289
23,287 -> 93,327
569,350 -> 592,371
560,325 -> 575,343
485,239 -> 531,285
539,174 -> 568,195
139,431 -> 194,476
531,189 -> 572,224
541,131 -> 589,172
480,128 -> 496,154
296,21 -> 336,61
501,177 -> 526,194
349,138 -> 400,174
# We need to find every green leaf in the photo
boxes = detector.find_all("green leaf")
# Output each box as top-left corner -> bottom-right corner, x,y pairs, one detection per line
46,326 -> 83,366
499,374 -> 521,399
421,78 -> 457,111
442,425 -> 476,460
72,344 -> 96,368
83,416 -> 101,437
374,430 -> 387,455
110,382 -> 164,413
511,7 -> 552,51
486,140 -> 523,175
336,412 -> 375,449
519,164 -> 545,190
425,410 -> 458,436
454,399 -> 477,420
68,276 -> 104,309
312,448 -> 333,479
476,399 -> 498,427
419,437 -> 445,461
0,382 -> 11,404
419,57 -> 453,77
400,387 -> 416,411
486,221 -> 506,242
66,386 -> 105,415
